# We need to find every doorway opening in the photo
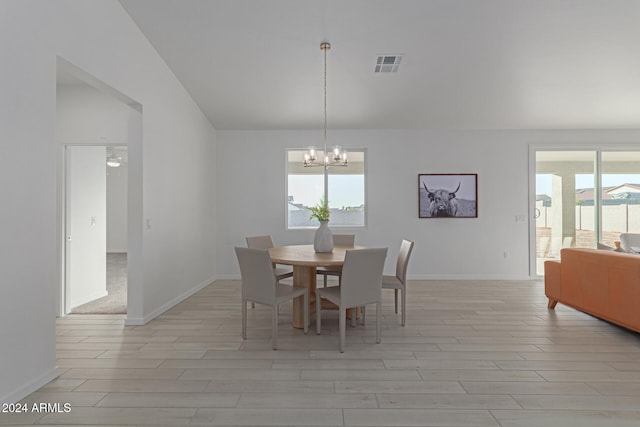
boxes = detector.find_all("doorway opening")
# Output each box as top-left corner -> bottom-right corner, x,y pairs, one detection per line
57,57 -> 142,322
66,146 -> 128,314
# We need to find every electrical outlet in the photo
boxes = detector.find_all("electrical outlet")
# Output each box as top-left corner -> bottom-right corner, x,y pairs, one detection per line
503,251 -> 509,259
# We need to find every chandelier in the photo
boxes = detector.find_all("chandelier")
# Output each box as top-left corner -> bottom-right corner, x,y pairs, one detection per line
303,42 -> 348,168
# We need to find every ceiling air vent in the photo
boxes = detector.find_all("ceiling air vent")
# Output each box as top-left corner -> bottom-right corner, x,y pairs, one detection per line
375,54 -> 403,73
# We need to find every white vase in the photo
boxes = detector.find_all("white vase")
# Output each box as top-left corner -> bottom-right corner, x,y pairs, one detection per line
314,220 -> 333,253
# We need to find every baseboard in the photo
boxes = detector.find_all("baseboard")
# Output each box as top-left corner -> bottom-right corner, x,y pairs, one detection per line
407,274 -> 535,281
124,275 -> 216,326
214,275 -> 536,282
215,274 -> 241,280
1,366 -> 60,404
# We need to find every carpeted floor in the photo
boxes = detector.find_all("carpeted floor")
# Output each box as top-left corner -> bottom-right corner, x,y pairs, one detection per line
70,253 -> 127,314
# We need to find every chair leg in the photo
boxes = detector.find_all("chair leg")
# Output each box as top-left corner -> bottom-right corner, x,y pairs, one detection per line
394,289 -> 398,313
316,293 -> 322,335
251,302 -> 255,309
401,286 -> 406,326
272,305 -> 279,350
303,292 -> 309,334
323,274 -> 328,287
362,305 -> 366,325
376,302 -> 381,344
339,306 -> 346,353
242,299 -> 247,340
351,308 -> 356,327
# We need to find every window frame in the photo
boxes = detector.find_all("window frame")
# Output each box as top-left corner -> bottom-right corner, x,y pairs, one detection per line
286,148 -> 367,230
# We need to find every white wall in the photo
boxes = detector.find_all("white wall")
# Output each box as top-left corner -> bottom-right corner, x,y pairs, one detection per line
57,85 -> 129,252
0,0 -> 217,404
56,84 -> 133,143
107,161 -> 128,252
216,130 -> 640,280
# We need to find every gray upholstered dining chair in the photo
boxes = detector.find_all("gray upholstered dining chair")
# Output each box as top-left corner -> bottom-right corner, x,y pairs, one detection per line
316,247 -> 387,352
246,235 -> 294,309
235,247 -> 308,350
317,233 -> 355,287
382,239 -> 414,326
246,235 -> 294,281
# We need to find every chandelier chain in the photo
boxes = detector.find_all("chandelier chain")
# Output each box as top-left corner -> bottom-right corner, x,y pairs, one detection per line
303,41 -> 346,169
323,42 -> 327,156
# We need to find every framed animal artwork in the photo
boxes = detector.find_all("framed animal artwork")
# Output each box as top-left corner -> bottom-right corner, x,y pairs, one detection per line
418,174 -> 478,218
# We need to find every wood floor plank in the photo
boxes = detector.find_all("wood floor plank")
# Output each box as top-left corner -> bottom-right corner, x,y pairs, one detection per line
11,279 -> 640,426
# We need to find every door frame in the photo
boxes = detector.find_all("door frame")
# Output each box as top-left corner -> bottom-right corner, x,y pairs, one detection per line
528,142 -> 640,278
56,58 -> 143,323
60,143 -> 125,315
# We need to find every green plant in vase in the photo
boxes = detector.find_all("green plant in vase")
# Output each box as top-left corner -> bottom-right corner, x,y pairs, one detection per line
310,199 -> 333,252
309,198 -> 330,222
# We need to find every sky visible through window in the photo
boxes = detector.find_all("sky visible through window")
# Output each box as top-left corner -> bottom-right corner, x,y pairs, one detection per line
536,174 -> 640,196
289,175 -> 365,208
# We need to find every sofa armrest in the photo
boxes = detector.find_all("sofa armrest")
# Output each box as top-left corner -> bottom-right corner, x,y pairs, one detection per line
544,260 -> 561,309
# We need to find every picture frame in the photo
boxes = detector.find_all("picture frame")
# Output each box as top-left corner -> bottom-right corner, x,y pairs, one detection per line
419,173 -> 478,218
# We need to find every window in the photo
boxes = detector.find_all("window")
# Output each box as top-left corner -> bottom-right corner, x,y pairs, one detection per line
287,149 -> 366,228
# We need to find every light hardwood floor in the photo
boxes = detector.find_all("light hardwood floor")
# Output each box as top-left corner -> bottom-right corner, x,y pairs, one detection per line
4,279 -> 640,426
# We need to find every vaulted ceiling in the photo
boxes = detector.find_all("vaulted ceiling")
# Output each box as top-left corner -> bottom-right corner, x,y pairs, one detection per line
119,0 -> 640,131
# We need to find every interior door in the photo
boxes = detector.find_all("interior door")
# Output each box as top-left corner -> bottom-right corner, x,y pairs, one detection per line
65,146 -> 107,311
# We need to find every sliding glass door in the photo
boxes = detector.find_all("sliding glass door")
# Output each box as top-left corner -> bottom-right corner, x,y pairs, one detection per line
535,151 -> 596,275
601,152 -> 640,247
534,149 -> 640,275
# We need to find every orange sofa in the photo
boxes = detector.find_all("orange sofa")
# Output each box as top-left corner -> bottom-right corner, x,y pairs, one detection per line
545,248 -> 640,333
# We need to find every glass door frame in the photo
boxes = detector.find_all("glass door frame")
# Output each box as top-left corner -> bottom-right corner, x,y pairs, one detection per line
528,143 -> 640,278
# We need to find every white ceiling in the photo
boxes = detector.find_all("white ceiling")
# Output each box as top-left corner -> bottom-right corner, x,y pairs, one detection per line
119,0 -> 640,131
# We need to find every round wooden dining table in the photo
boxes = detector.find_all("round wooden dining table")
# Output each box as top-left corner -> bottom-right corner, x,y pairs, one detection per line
269,244 -> 366,329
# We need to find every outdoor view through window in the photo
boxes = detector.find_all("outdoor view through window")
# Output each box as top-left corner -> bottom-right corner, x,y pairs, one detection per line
287,149 -> 365,228
535,150 -> 640,275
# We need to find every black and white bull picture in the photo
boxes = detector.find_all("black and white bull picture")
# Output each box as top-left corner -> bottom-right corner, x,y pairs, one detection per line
423,182 -> 460,217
